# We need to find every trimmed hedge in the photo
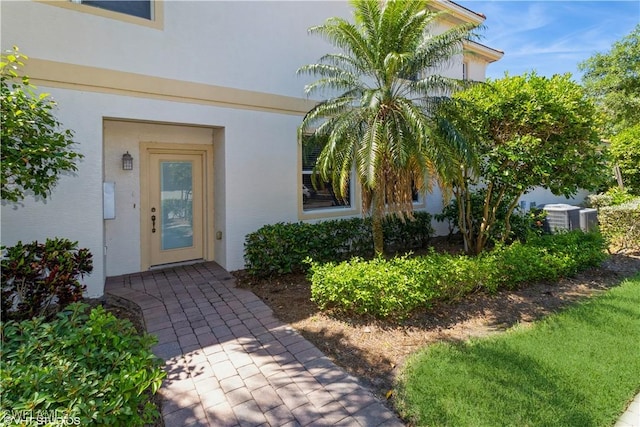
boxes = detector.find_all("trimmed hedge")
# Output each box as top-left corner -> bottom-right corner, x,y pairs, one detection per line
0,303 -> 165,426
309,252 -> 490,318
309,231 -> 608,319
244,212 -> 433,277
488,230 -> 608,288
599,197 -> 640,252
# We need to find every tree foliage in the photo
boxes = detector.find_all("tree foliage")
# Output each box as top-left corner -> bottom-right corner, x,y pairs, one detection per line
443,72 -> 608,254
579,25 -> 640,136
1,47 -> 82,203
610,124 -> 640,194
298,0 -> 476,254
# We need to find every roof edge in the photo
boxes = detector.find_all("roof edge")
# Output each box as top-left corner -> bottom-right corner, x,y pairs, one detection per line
429,0 -> 486,25
464,39 -> 505,63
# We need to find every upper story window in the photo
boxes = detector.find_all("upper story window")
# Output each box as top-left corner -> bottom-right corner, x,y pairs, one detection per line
71,0 -> 151,20
302,134 -> 352,211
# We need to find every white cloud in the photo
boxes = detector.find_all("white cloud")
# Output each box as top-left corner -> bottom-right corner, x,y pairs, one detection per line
459,1 -> 639,79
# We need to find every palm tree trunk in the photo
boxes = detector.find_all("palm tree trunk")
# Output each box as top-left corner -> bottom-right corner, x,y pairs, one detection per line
372,190 -> 385,256
455,183 -> 472,255
372,213 -> 384,256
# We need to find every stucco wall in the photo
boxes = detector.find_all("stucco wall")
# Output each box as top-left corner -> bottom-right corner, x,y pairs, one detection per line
0,85 -> 309,296
520,188 -> 591,209
1,1 -> 351,296
0,1 -> 351,99
0,88 -> 106,296
102,120 -> 217,276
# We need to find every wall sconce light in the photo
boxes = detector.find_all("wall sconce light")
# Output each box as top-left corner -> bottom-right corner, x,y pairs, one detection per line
122,152 -> 133,171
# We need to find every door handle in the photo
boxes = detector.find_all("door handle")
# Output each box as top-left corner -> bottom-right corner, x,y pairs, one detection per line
151,215 -> 156,233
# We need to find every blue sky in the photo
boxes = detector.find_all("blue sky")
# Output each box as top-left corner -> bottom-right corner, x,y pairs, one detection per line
457,1 -> 640,80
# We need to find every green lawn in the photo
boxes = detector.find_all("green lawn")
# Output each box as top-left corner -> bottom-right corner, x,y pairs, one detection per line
396,273 -> 640,427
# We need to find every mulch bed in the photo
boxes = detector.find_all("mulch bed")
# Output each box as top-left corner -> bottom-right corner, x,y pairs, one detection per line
234,246 -> 640,401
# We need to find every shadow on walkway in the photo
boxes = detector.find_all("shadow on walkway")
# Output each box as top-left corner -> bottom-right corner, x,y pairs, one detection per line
106,262 -> 404,427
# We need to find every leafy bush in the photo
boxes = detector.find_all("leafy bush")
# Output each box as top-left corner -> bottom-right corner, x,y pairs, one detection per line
309,252 -> 492,318
309,231 -> 607,319
587,187 -> 636,208
488,231 -> 608,289
310,256 -> 429,318
1,47 -> 82,203
1,238 -> 93,321
610,124 -> 640,194
598,197 -> 640,252
0,303 -> 165,426
244,212 -> 433,277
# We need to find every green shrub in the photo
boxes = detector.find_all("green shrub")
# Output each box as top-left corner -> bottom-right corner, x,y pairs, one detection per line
599,197 -> 640,252
244,212 -> 433,277
610,124 -> 640,194
309,256 -> 429,318
488,231 -> 608,289
0,303 -> 165,426
531,230 -> 608,272
1,238 -> 93,321
309,252 -> 490,319
587,187 -> 636,208
309,231 -> 607,319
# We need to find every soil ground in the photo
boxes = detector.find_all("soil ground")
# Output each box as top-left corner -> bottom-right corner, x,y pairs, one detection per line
234,239 -> 640,401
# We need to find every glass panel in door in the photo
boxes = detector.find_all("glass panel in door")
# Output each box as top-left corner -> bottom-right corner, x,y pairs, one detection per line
160,161 -> 194,250
148,152 -> 204,268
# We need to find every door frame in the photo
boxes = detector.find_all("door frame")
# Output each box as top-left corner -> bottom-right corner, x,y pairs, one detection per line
140,142 -> 214,270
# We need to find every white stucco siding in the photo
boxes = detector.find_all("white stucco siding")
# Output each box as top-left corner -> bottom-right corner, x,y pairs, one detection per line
466,58 -> 489,82
221,111 -> 303,270
1,84 -> 306,295
0,1 -> 351,99
0,88 -> 106,297
520,188 -> 591,209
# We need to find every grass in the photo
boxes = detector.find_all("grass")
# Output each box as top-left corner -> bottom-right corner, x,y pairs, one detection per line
396,273 -> 640,427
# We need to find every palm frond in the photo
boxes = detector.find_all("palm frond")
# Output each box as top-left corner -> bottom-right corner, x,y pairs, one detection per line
299,0 -> 482,234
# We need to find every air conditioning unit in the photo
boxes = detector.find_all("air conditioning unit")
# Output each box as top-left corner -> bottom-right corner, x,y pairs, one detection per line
579,208 -> 598,232
542,204 -> 581,232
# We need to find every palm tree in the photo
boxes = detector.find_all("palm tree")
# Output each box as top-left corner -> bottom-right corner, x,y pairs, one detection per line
298,0 -> 477,255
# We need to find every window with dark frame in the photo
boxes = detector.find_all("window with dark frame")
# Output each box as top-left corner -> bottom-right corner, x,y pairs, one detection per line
75,0 -> 152,20
302,134 -> 352,211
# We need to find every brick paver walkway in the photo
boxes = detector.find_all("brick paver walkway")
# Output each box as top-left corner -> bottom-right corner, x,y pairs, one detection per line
105,262 -> 404,427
